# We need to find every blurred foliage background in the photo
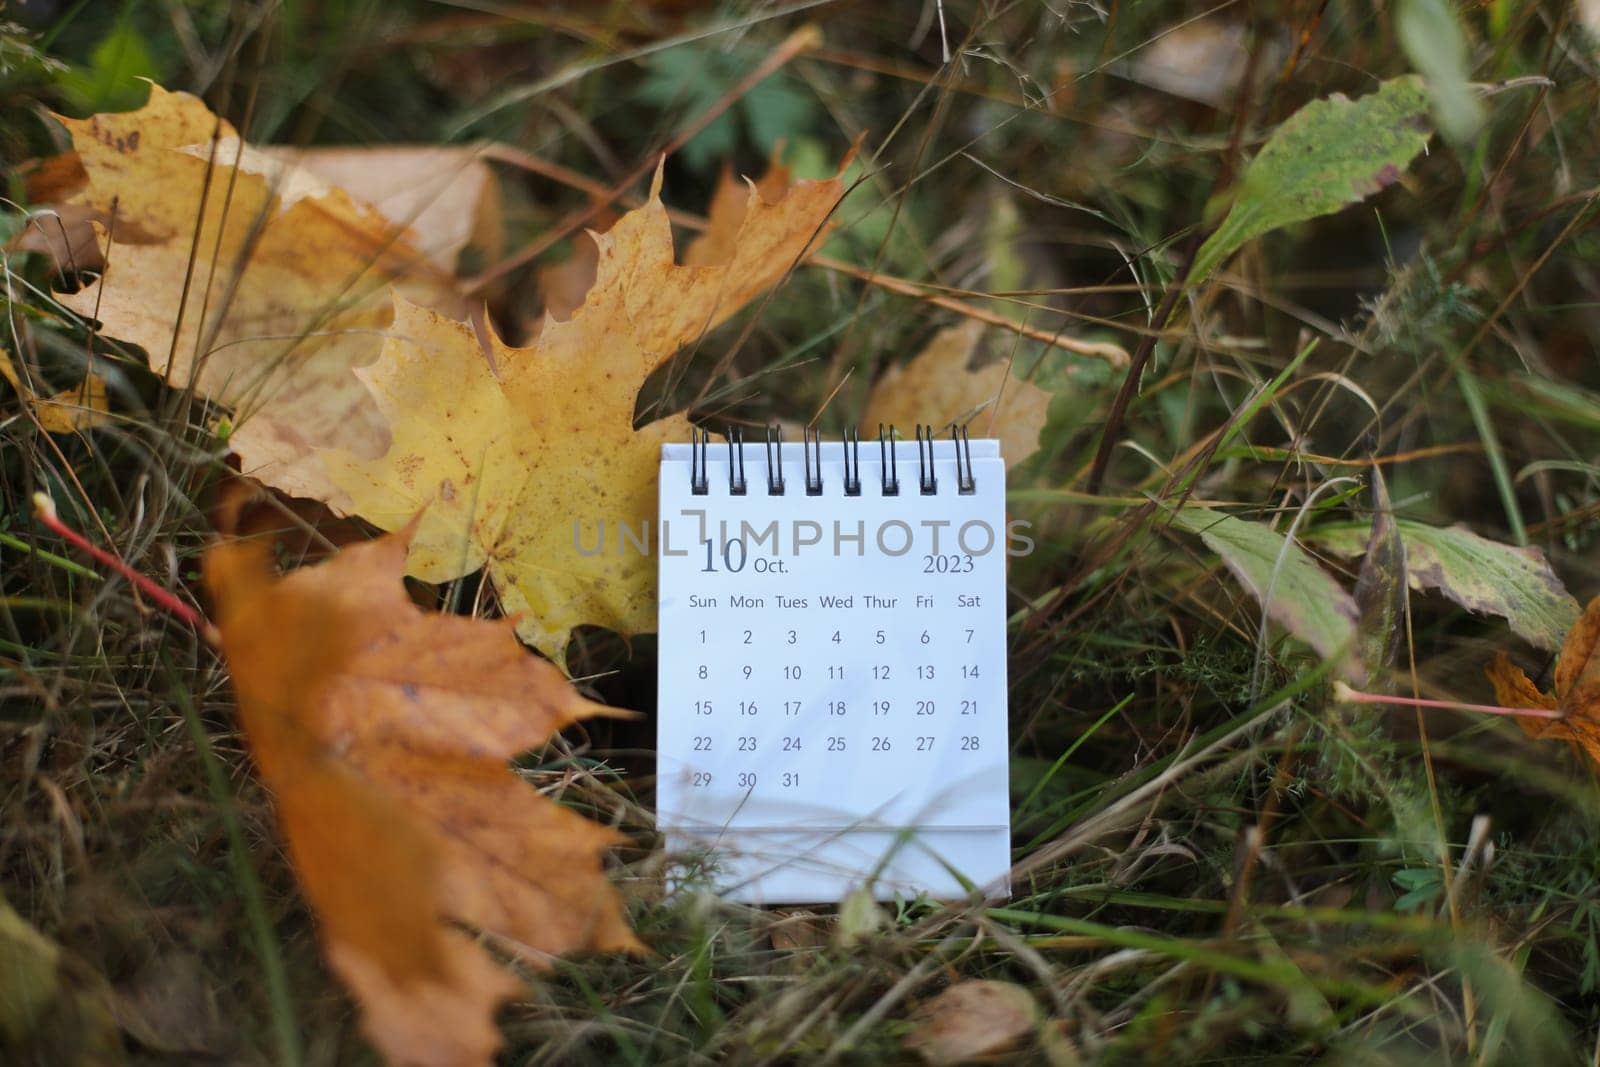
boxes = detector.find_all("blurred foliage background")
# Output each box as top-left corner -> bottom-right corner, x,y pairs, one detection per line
4,1 -> 1600,1063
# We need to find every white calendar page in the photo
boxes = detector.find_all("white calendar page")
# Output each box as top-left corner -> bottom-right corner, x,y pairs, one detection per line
656,437 -> 1011,904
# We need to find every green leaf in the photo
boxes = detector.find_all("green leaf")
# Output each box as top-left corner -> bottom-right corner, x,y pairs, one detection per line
56,19 -> 162,115
1317,520 -> 1578,652
0,891 -> 117,1055
1391,867 -> 1444,912
1191,76 -> 1434,283
1496,374 -> 1600,432
1392,867 -> 1441,891
0,893 -> 60,1043
1397,0 -> 1485,147
635,46 -> 818,174
1168,508 -> 1360,679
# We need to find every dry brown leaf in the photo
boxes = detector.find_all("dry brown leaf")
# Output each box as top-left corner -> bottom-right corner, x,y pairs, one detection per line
1131,19 -> 1257,106
8,154 -> 112,431
15,153 -> 98,273
204,520 -> 640,1066
50,87 -> 465,505
861,319 -> 1052,469
1582,0 -> 1600,38
12,204 -> 102,278
110,953 -> 229,1055
262,144 -> 503,272
323,157 -> 849,663
905,980 -> 1040,1065
1487,593 -> 1600,761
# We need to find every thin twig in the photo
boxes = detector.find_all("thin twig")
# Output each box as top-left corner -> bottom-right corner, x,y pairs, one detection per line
32,492 -> 217,642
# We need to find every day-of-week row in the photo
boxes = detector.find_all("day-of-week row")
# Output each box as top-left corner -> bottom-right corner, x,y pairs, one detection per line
687,593 -> 982,610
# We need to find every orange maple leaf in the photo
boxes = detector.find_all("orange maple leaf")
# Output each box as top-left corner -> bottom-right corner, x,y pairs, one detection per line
203,518 -> 640,1066
1487,593 -> 1600,765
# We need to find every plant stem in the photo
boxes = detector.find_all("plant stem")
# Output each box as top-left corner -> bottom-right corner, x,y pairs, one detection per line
1332,681 -> 1563,720
31,492 -> 213,638
166,658 -> 303,1067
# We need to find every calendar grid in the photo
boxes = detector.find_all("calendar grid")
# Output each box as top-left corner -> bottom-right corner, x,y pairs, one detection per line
657,436 -> 1012,903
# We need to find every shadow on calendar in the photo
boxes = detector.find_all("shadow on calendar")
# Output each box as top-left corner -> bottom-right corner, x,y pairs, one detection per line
668,825 -> 1012,906
660,786 -> 1014,904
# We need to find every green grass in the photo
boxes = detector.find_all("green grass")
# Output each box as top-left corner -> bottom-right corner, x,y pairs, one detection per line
5,1 -> 1600,1063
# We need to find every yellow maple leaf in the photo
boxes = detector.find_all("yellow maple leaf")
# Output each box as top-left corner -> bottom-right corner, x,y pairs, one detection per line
682,153 -> 796,267
861,319 -> 1053,469
0,351 -> 110,434
1487,592 -> 1600,764
50,86 -> 464,505
204,515 -> 640,1067
323,159 -> 849,662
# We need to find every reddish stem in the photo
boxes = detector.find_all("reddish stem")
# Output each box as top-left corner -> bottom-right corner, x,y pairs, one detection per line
32,492 -> 208,632
1333,681 -> 1564,721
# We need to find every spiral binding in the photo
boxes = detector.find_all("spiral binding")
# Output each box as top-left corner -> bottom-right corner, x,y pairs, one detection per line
691,423 -> 977,495
879,424 -> 899,496
843,428 -> 862,496
726,426 -> 747,495
802,427 -> 823,496
690,427 -> 710,495
764,426 -> 785,494
915,424 -> 937,495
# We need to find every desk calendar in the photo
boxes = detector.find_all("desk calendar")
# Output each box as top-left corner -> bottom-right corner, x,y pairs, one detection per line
656,428 -> 1011,903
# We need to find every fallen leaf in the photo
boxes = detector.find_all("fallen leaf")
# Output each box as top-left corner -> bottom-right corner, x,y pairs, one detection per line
1318,520 -> 1578,652
1486,651 -> 1556,715
1130,18 -> 1260,107
1487,594 -> 1600,763
1169,507 -> 1362,680
1192,76 -> 1433,282
1352,467 -> 1408,674
765,908 -> 827,952
860,319 -> 1052,469
831,887 -> 887,949
0,353 -> 110,433
536,147 -> 792,327
1585,0 -> 1600,38
0,891 -> 119,1058
203,519 -> 641,1066
15,152 -> 97,270
535,208 -> 616,325
8,155 -> 113,432
682,152 -> 794,267
110,953 -> 229,1055
23,149 -> 91,203
50,86 -> 465,505
323,156 -> 850,663
262,144 -> 503,272
12,151 -> 101,290
0,892 -> 63,1044
905,980 -> 1039,1065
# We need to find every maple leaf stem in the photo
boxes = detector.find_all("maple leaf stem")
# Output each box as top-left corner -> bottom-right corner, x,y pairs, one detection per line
32,491 -> 217,640
1332,681 -> 1564,720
